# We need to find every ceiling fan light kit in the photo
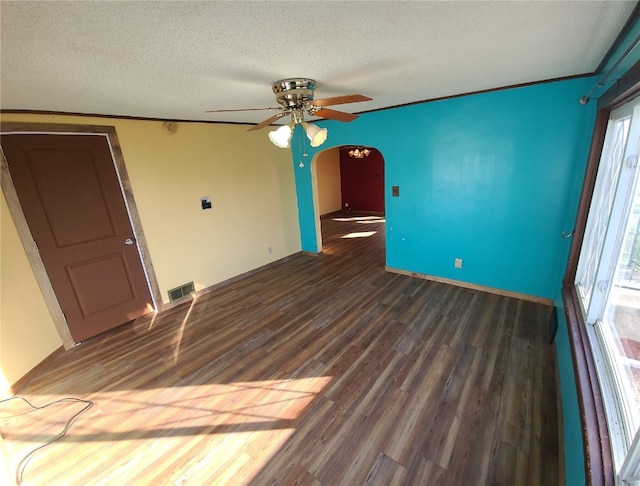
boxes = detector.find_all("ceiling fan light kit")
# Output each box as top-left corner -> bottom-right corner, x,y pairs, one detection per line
303,122 -> 328,148
207,78 -> 372,149
267,124 -> 293,148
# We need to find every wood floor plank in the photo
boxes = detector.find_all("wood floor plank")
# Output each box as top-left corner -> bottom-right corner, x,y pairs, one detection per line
1,211 -> 561,485
385,344 -> 458,467
363,452 -> 407,486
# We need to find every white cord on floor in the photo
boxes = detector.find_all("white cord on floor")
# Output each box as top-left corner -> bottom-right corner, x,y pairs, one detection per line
0,396 -> 93,484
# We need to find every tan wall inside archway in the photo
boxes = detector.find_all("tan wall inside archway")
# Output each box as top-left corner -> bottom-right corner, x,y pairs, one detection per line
315,148 -> 342,215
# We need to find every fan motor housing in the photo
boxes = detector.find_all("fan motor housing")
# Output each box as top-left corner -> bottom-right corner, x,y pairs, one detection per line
272,78 -> 316,108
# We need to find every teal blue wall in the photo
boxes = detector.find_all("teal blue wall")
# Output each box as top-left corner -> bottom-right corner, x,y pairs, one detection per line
290,76 -> 598,482
293,77 -> 595,300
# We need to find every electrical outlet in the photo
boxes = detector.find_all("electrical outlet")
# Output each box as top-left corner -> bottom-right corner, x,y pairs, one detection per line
454,258 -> 463,269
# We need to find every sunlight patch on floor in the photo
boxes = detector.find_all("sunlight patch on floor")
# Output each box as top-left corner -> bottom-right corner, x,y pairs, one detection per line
341,231 -> 377,239
0,376 -> 332,483
173,295 -> 197,362
132,309 -> 159,333
333,216 -> 385,223
352,219 -> 386,224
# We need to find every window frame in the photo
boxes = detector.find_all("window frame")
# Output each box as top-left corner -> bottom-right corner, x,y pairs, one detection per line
564,59 -> 640,485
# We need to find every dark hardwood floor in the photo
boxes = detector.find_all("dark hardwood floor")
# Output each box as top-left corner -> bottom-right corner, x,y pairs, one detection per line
2,211 -> 559,485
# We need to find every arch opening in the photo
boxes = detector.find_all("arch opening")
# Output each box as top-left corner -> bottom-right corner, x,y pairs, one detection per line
311,145 -> 386,260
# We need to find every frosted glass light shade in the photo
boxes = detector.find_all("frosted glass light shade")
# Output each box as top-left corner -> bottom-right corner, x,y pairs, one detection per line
268,125 -> 293,148
305,123 -> 328,147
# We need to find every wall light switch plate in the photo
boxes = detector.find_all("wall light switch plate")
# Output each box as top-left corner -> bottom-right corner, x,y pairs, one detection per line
201,196 -> 212,210
392,185 -> 400,197
454,258 -> 463,269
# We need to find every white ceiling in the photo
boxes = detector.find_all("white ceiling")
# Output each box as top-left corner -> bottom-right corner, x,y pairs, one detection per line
1,1 -> 637,126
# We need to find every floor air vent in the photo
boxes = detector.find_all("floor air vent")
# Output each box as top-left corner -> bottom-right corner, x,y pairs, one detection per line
168,282 -> 195,302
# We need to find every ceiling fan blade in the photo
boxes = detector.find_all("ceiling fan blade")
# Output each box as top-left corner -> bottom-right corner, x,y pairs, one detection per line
310,94 -> 372,107
247,112 -> 288,131
206,107 -> 279,113
314,108 -> 358,123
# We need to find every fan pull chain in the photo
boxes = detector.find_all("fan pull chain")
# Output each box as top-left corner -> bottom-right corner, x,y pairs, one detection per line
298,128 -> 307,168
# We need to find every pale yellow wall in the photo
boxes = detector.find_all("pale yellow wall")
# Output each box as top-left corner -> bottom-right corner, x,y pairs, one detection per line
315,148 -> 342,215
1,113 -> 301,386
1,194 -> 62,392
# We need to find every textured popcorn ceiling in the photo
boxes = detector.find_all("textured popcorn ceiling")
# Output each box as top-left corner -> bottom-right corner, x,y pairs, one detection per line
0,1 -> 636,125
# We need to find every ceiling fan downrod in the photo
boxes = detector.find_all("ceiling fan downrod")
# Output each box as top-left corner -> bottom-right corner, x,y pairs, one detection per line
291,108 -> 305,125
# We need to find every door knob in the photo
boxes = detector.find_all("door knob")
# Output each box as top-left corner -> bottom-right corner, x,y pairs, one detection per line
125,238 -> 134,245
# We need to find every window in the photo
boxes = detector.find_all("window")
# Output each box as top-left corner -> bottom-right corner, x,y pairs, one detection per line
575,97 -> 640,483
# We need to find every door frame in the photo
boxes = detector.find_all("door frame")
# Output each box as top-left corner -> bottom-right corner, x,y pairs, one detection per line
1,122 -> 162,349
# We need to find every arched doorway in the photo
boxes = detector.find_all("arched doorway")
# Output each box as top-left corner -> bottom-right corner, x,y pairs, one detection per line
311,145 -> 386,259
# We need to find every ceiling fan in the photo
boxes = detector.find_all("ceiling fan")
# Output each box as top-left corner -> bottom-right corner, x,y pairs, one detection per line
206,78 -> 372,148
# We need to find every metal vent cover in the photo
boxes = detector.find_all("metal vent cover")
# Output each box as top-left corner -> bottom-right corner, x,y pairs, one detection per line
168,281 -> 195,302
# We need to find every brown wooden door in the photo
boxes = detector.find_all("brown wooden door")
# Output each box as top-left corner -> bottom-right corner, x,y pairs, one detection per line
2,133 -> 154,342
